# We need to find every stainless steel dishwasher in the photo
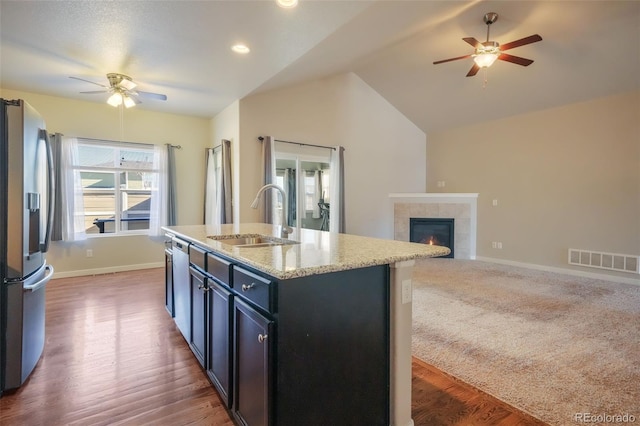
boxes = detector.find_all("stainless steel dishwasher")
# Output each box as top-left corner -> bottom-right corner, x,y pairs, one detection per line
172,237 -> 191,342
164,232 -> 174,317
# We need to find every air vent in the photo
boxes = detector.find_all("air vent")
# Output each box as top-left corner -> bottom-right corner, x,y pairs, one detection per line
568,249 -> 639,274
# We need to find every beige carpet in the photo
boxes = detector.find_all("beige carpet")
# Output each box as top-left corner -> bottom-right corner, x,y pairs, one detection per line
411,259 -> 639,426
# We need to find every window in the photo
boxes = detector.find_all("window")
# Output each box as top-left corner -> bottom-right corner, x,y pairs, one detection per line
75,139 -> 157,235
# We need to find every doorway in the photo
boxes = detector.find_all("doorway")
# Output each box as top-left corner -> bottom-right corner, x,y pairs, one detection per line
274,142 -> 332,231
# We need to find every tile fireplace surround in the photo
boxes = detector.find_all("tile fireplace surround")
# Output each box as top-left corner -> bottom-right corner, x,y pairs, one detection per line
390,193 -> 478,259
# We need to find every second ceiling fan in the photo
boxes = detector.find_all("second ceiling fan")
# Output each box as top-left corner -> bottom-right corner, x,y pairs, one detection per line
433,12 -> 542,77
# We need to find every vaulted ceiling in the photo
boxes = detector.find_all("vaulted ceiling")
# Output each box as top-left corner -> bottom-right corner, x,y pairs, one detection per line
1,1 -> 638,134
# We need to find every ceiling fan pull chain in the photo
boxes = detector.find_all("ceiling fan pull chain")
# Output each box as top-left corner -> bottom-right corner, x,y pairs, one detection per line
119,104 -> 125,141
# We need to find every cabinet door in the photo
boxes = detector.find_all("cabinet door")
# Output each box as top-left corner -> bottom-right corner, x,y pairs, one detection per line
189,266 -> 207,367
234,298 -> 273,426
207,280 -> 232,407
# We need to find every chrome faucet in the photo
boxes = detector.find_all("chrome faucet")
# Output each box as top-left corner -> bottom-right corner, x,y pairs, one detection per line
251,184 -> 294,238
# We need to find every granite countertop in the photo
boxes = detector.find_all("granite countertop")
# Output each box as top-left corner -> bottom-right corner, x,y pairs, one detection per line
163,223 -> 449,280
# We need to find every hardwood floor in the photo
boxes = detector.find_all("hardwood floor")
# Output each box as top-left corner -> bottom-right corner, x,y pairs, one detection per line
0,268 -> 546,426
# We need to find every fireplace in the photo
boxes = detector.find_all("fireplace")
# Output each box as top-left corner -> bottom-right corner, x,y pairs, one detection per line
410,218 -> 454,258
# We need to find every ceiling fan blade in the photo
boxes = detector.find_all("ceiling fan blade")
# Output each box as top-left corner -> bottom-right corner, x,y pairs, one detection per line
466,63 -> 480,77
500,34 -> 542,51
463,37 -> 482,48
498,53 -> 534,66
69,76 -> 108,88
134,91 -> 168,101
80,90 -> 109,94
433,54 -> 472,65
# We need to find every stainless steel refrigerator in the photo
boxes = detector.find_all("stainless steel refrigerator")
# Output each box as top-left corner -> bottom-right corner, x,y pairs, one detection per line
0,99 -> 55,394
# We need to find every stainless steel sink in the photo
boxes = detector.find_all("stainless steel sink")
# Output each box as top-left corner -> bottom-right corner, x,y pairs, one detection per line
208,234 -> 299,248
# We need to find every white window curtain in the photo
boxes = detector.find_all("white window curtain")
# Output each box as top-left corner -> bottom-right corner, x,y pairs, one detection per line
60,137 -> 86,241
312,170 -> 322,219
329,146 -> 345,233
260,136 -> 276,224
204,147 -> 220,225
149,144 -> 169,236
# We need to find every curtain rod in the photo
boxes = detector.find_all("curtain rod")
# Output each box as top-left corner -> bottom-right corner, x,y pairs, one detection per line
258,136 -> 336,151
73,136 -> 181,149
206,145 -> 222,153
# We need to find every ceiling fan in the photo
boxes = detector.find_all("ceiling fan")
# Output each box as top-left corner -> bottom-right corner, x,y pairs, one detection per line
69,73 -> 167,108
433,12 -> 542,77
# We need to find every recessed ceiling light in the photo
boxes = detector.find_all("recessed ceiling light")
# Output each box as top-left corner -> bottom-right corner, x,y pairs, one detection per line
231,44 -> 250,54
276,0 -> 298,8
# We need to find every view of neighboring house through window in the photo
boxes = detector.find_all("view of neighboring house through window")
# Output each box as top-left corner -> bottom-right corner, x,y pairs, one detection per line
76,139 -> 156,235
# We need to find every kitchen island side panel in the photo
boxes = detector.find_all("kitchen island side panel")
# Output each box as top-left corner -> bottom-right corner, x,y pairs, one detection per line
275,265 -> 390,426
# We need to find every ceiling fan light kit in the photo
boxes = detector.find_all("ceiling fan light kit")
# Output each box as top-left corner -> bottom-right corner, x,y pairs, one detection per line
433,12 -> 542,78
473,41 -> 500,68
276,0 -> 298,8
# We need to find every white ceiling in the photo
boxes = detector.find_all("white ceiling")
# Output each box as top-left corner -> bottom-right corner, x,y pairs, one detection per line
1,1 -> 639,134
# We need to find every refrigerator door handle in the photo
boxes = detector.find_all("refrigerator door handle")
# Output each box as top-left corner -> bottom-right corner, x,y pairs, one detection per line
23,264 -> 54,292
40,129 -> 55,253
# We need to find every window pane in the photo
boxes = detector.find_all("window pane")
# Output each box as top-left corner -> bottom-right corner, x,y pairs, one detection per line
305,175 -> 315,211
78,145 -> 116,168
120,149 -> 154,170
122,171 -> 153,190
121,190 -> 151,231
81,171 -> 116,234
82,171 -> 114,189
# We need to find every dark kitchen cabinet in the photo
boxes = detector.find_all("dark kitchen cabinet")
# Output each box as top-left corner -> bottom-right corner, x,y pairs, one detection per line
207,279 -> 233,407
189,266 -> 207,367
165,238 -> 390,426
233,298 -> 273,426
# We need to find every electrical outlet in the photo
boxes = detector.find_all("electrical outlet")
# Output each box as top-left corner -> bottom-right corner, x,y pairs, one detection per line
497,242 -> 503,249
492,199 -> 498,206
86,249 -> 93,258
436,180 -> 446,188
401,279 -> 412,304
492,242 -> 497,249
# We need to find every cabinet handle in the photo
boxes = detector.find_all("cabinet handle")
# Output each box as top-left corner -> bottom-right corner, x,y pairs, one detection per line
258,334 -> 268,343
241,283 -> 256,292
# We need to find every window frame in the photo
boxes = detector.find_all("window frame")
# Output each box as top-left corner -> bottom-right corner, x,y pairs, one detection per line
75,139 -> 158,237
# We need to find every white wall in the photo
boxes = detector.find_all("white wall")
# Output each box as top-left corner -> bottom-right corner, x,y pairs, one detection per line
236,72 -> 426,238
1,88 -> 211,277
210,100 -> 240,224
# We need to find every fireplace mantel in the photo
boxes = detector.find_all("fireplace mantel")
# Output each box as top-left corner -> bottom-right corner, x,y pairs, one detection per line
389,193 -> 478,201
390,193 -> 478,259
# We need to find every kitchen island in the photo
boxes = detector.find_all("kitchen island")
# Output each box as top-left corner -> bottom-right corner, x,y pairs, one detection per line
163,223 -> 449,426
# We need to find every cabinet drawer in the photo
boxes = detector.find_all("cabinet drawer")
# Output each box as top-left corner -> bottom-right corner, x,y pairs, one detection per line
207,253 -> 231,286
233,266 -> 274,313
189,244 -> 207,270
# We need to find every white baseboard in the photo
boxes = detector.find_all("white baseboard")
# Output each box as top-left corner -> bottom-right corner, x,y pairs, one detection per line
51,262 -> 165,279
475,256 -> 640,286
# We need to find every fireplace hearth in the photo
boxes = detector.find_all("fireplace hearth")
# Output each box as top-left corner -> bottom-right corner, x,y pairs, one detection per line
410,218 -> 454,258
